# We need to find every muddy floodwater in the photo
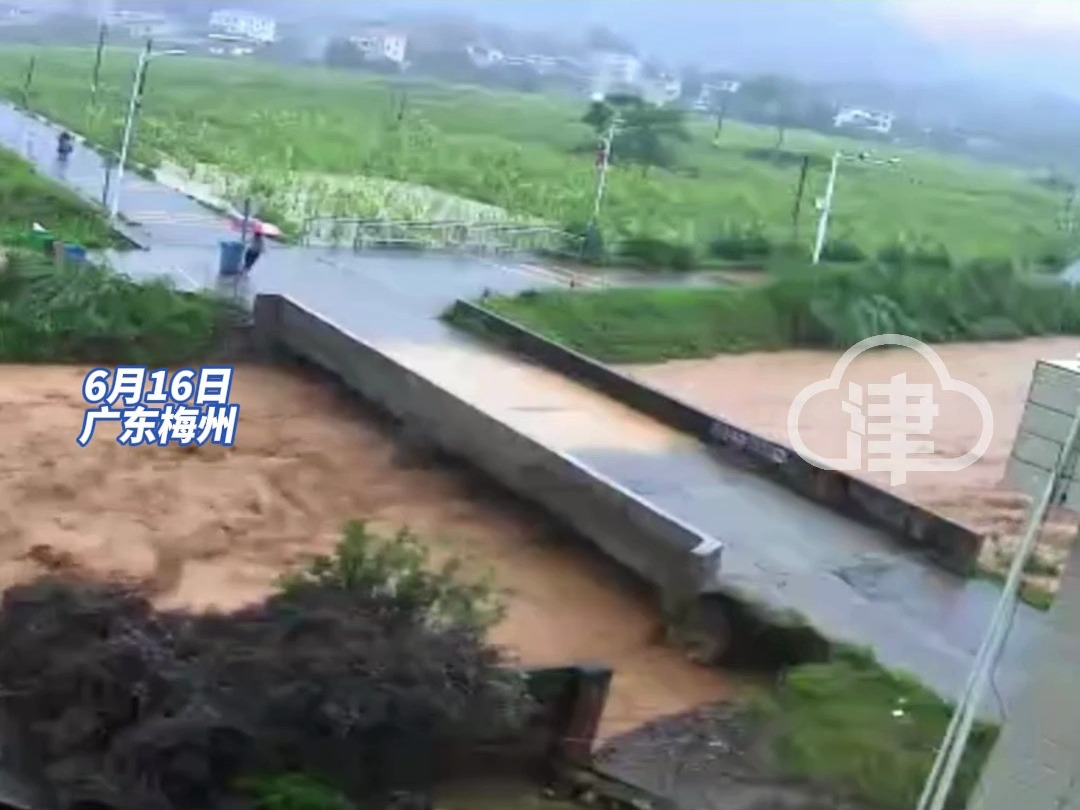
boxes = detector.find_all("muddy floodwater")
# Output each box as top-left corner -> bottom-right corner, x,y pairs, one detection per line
622,337 -> 1080,582
0,365 -> 730,738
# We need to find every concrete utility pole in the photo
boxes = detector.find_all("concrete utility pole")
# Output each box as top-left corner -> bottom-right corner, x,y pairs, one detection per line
918,358 -> 1080,810
586,114 -> 619,238
969,528 -> 1080,810
960,359 -> 1080,810
90,22 -> 108,107
111,40 -> 185,219
811,149 -> 900,265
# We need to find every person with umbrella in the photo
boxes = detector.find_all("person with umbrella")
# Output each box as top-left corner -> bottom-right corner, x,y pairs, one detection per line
242,224 -> 265,274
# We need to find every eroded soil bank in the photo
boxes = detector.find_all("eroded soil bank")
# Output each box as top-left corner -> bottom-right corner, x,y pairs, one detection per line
622,337 -> 1080,587
0,364 -> 731,738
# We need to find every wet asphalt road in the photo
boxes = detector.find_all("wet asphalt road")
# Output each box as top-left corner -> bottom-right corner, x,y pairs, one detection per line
0,99 -> 1047,716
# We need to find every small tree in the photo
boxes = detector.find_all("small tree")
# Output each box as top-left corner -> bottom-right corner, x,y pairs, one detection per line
742,75 -> 792,151
581,95 -> 690,174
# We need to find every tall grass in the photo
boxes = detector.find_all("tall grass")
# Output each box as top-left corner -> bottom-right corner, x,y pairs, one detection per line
469,259 -> 1080,363
0,46 -> 1064,265
0,144 -> 118,248
0,250 -> 234,364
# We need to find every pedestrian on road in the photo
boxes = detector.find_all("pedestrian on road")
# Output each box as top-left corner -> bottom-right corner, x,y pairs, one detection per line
243,228 -> 265,273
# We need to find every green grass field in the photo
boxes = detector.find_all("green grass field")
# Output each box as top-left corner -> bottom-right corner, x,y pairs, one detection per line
0,142 -> 117,249
0,46 -> 1066,265
462,257 -> 1080,363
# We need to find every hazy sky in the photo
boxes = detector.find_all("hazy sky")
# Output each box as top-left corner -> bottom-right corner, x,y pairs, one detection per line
892,1 -> 1080,43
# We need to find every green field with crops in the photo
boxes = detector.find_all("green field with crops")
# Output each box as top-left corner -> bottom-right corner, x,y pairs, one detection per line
0,46 -> 1066,267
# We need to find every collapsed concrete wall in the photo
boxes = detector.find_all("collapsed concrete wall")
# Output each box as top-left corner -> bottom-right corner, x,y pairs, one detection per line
253,294 -> 722,617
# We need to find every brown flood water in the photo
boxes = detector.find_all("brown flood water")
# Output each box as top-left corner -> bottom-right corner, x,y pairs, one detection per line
623,337 -> 1080,583
0,365 -> 730,738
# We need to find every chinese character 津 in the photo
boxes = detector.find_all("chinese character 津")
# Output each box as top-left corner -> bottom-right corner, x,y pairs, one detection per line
842,373 -> 939,486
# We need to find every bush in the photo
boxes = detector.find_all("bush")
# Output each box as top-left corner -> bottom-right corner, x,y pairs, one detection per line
877,240 -> 954,270
0,251 -> 237,364
820,238 -> 866,263
752,647 -> 997,810
708,222 -> 773,261
618,236 -> 697,271
467,255 -> 1080,362
0,522 -> 529,810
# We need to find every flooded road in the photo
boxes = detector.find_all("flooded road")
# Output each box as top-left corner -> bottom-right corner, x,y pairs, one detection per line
622,337 -> 1080,584
0,364 -> 731,738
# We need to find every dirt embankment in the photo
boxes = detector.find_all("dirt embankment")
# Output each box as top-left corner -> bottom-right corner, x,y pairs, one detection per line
0,364 -> 731,739
622,337 -> 1080,585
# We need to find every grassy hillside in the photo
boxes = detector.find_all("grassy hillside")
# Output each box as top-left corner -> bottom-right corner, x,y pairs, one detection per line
0,142 -> 117,249
0,46 -> 1065,266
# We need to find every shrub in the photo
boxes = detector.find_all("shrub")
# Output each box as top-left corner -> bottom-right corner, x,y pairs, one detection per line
469,254 -> 1080,362
708,222 -> 773,261
0,523 -> 528,810
0,250 -> 236,364
618,236 -> 697,271
820,238 -> 866,263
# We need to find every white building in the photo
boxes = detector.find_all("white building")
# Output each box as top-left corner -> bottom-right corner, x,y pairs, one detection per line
208,8 -> 277,44
643,74 -> 683,107
693,80 -> 741,112
590,50 -> 642,97
348,27 -> 408,65
833,105 -> 895,135
108,10 -> 179,39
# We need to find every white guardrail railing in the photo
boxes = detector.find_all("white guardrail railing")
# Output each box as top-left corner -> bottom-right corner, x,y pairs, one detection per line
301,217 -> 585,259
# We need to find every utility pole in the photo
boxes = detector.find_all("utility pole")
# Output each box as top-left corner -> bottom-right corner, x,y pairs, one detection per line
90,22 -> 108,107
111,39 -> 152,219
811,150 -> 842,265
587,116 -> 618,235
111,41 -> 184,219
21,54 -> 35,108
812,150 -> 900,264
790,154 -> 811,242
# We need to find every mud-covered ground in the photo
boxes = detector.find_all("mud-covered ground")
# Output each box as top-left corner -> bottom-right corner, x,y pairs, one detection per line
597,703 -> 877,810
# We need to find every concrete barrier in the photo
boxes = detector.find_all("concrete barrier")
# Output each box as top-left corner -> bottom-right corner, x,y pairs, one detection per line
254,294 -> 722,615
447,300 -> 985,576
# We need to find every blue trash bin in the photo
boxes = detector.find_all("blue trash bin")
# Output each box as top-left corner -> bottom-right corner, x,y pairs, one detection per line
64,244 -> 88,266
219,240 -> 245,277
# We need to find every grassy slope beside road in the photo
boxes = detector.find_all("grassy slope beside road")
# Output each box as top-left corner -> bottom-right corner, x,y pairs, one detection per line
750,648 -> 995,810
0,144 -> 227,363
0,144 -> 119,249
0,46 -> 1063,265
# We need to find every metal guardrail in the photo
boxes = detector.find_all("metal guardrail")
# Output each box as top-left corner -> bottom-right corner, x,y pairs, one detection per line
301,217 -> 585,259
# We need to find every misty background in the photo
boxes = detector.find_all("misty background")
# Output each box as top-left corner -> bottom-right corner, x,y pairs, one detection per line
33,0 -> 1080,173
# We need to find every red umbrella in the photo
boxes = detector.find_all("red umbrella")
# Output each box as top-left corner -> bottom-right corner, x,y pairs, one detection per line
229,214 -> 283,239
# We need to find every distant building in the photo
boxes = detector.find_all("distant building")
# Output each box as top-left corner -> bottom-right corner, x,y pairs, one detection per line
693,80 -> 741,112
466,43 -> 504,68
208,8 -> 277,44
642,74 -> 682,107
833,105 -> 895,135
348,26 -> 408,65
590,50 -> 642,97
108,10 -> 180,39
